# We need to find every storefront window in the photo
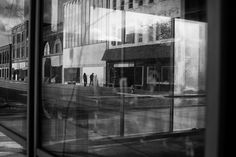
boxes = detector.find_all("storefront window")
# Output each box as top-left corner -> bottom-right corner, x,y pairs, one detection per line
40,0 -> 207,156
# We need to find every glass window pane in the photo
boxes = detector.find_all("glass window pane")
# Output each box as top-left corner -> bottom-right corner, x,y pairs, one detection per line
0,0 -> 29,137
41,0 -> 207,156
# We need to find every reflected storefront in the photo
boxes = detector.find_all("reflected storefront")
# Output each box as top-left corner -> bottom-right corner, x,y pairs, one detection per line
103,45 -> 172,90
12,62 -> 28,81
40,0 -> 207,157
0,0 -> 225,157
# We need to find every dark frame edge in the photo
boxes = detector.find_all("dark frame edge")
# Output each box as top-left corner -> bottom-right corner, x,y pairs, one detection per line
205,0 -> 221,157
34,0 -> 44,156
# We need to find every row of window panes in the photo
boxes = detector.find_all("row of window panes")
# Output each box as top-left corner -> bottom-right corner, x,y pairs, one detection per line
13,31 -> 27,44
113,0 -> 154,10
12,47 -> 28,59
0,52 -> 10,64
111,22 -> 171,46
0,68 -> 9,78
64,19 -> 171,47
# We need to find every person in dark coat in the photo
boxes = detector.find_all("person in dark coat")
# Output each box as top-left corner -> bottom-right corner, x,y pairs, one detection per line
89,73 -> 94,86
83,73 -> 87,86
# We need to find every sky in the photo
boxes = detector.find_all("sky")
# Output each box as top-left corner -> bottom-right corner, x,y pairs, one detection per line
0,0 -> 29,47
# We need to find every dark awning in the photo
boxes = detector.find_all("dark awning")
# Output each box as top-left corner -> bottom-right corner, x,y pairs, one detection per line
102,44 -> 172,61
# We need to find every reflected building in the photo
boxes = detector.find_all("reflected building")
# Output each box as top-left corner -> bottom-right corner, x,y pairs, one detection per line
63,0 -> 108,85
0,44 -> 12,80
58,0 -> 206,94
11,21 -> 29,81
103,0 -> 181,90
42,23 -> 63,83
62,0 -> 182,87
101,0 -> 206,94
42,0 -> 68,84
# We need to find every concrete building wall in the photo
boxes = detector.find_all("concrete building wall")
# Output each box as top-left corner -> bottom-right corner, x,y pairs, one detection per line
62,0 -> 108,85
174,19 -> 207,94
63,43 -> 106,84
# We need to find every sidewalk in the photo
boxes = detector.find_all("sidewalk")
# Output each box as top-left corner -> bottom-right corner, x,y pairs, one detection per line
0,132 -> 25,157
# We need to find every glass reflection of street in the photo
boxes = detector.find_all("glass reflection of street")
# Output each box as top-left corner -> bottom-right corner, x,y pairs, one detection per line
40,85 -> 205,156
40,0 -> 207,156
0,82 -> 27,136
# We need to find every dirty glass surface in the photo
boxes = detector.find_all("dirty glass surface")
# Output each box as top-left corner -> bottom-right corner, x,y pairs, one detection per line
0,0 -> 29,137
41,0 -> 207,156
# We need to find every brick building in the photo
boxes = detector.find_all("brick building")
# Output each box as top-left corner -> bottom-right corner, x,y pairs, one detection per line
11,21 -> 29,81
0,44 -> 12,80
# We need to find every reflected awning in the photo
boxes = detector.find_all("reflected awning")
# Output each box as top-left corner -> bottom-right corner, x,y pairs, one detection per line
102,44 -> 172,61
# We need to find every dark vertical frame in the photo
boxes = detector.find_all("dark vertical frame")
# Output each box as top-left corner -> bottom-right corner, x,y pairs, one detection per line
27,0 -> 36,156
205,0 -> 232,157
28,0 -> 43,156
34,0 -> 43,155
205,0 -> 221,157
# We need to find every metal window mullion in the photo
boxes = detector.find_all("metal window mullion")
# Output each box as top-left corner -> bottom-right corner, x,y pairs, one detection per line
27,0 -> 36,156
205,0 -> 221,157
28,0 -> 42,156
34,0 -> 43,156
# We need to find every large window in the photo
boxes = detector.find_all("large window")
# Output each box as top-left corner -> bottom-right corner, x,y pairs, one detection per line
0,0 -> 29,146
1,0 -> 228,157
40,0 -> 208,157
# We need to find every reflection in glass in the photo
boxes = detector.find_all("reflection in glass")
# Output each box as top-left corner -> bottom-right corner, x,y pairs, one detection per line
41,0 -> 207,156
0,0 -> 29,137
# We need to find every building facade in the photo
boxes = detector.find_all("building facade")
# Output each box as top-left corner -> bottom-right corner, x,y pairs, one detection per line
102,0 -> 206,94
0,44 -> 12,80
62,0 -> 108,85
41,0 -> 206,94
103,0 -> 181,91
11,21 -> 29,81
42,23 -> 63,83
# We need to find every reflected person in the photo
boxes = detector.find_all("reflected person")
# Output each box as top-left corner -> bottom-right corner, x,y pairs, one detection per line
89,73 -> 94,86
83,73 -> 87,87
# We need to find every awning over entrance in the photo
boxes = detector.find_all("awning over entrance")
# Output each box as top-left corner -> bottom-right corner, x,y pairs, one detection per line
102,44 -> 172,61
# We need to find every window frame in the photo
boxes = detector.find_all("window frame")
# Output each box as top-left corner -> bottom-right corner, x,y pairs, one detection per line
0,0 -> 225,157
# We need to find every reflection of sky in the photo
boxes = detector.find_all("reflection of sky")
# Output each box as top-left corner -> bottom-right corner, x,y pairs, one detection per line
0,0 -> 29,47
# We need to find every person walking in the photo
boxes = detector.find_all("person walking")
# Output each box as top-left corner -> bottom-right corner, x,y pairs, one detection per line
83,73 -> 87,87
89,73 -> 94,86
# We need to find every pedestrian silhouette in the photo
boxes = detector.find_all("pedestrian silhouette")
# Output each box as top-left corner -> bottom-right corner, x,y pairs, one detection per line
83,73 -> 87,87
89,73 -> 94,86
